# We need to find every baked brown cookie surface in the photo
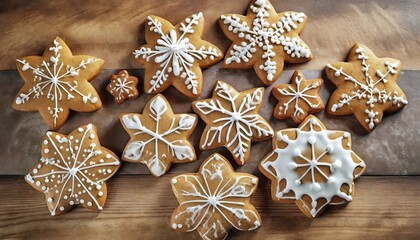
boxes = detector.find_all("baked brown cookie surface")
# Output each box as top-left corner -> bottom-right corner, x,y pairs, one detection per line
133,13 -> 223,99
219,0 -> 312,85
13,37 -> 104,130
106,70 -> 139,104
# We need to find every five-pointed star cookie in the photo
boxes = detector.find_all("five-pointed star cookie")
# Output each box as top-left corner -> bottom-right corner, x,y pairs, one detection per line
25,124 -> 121,216
219,0 -> 312,85
13,37 -> 104,130
133,13 -> 224,99
259,115 -> 366,218
325,43 -> 408,132
171,153 -> 261,240
272,70 -> 324,124
120,94 -> 198,177
192,81 -> 273,165
106,70 -> 139,104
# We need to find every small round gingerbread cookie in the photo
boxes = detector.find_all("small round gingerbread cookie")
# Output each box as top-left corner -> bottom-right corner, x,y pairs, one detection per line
106,70 -> 139,104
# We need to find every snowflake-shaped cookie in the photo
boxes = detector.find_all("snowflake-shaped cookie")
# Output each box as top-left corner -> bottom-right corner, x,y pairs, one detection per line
25,124 -> 120,216
133,13 -> 223,99
106,70 -> 139,104
219,0 -> 312,85
120,94 -> 197,177
325,43 -> 408,132
259,115 -> 366,218
13,37 -> 104,130
272,70 -> 324,124
193,81 -> 273,165
171,153 -> 261,240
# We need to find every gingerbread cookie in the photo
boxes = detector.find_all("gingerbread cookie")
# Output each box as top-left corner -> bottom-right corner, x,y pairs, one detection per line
325,43 -> 408,132
106,70 -> 139,104
192,81 -> 273,165
171,153 -> 261,240
272,70 -> 324,124
25,124 -> 121,216
120,94 -> 198,177
133,13 -> 223,99
13,37 -> 104,130
219,0 -> 312,85
259,115 -> 366,218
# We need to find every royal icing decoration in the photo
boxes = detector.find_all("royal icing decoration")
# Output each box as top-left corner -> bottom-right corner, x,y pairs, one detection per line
326,43 -> 408,132
219,0 -> 312,85
13,37 -> 104,130
193,81 -> 273,165
120,94 -> 197,177
272,70 -> 324,124
171,153 -> 261,240
259,115 -> 366,218
25,124 -> 120,216
106,70 -> 139,104
133,13 -> 223,98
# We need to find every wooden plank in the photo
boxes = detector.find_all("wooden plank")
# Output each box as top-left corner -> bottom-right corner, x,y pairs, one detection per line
1,69 -> 418,176
0,175 -> 419,239
0,0 -> 420,70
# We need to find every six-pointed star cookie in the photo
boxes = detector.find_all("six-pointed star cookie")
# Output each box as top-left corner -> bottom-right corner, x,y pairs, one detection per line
171,153 -> 261,240
106,70 -> 139,104
325,43 -> 408,132
259,115 -> 366,218
193,81 -> 273,165
219,0 -> 312,85
133,13 -> 224,99
13,37 -> 104,130
25,124 -> 121,216
272,69 -> 324,124
120,94 -> 198,177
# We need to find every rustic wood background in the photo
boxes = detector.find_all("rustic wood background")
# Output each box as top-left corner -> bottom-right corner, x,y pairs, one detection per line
0,0 -> 419,239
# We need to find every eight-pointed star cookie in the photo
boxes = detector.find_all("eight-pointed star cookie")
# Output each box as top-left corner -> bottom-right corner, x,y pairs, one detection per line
120,94 -> 198,177
325,43 -> 408,132
133,13 -> 223,99
272,69 -> 324,124
192,81 -> 273,165
259,115 -> 366,218
106,70 -> 139,104
171,153 -> 261,240
25,124 -> 121,216
219,0 -> 312,85
13,37 -> 104,130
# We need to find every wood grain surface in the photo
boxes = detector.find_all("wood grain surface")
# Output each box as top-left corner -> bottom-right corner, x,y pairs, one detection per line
1,175 -> 419,239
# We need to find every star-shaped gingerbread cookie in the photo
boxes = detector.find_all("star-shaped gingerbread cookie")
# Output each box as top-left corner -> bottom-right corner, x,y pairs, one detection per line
219,0 -> 312,85
171,153 -> 261,240
25,124 -> 121,216
272,70 -> 324,124
120,94 -> 198,177
259,115 -> 366,218
133,13 -> 224,99
13,37 -> 104,130
192,81 -> 273,165
325,43 -> 408,132
106,70 -> 139,104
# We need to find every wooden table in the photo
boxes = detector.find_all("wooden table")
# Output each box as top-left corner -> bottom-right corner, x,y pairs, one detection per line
1,0 -> 419,239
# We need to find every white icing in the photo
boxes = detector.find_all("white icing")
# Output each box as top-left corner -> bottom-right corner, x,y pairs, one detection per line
260,116 -> 365,217
326,46 -> 408,130
133,13 -> 220,96
194,81 -> 273,164
108,71 -> 137,102
220,0 -> 310,81
121,95 -> 197,176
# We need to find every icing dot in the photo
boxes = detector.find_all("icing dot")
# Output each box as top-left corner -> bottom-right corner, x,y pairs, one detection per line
288,162 -> 297,170
177,224 -> 182,229
171,178 -> 177,184
326,145 -> 334,153
293,148 -> 301,156
80,199 -> 85,204
60,207 -> 65,211
87,202 -> 92,207
47,198 -> 53,203
172,223 -> 177,229
98,191 -> 104,197
295,180 -> 301,185
311,183 -> 321,192
332,160 -> 342,169
78,127 -> 84,132
343,132 -> 350,138
251,178 -> 257,184
70,201 -> 74,205
310,209 -> 317,216
33,169 -> 38,174
44,149 -> 50,154
89,133 -> 95,139
308,136 -> 316,145
254,220 -> 261,227
96,185 -> 102,190
106,154 -> 111,159
35,181 -> 41,186
43,140 -> 48,145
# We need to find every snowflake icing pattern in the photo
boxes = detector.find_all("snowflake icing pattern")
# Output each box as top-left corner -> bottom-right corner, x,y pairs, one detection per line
106,70 -> 139,104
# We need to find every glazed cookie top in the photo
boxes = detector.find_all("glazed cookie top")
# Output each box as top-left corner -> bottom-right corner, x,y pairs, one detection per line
133,12 -> 224,99
171,153 -> 261,240
192,81 -> 273,165
272,70 -> 324,124
106,70 -> 139,104
219,0 -> 312,85
325,43 -> 408,132
259,115 -> 366,218
13,37 -> 104,130
120,94 -> 198,177
25,124 -> 120,216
